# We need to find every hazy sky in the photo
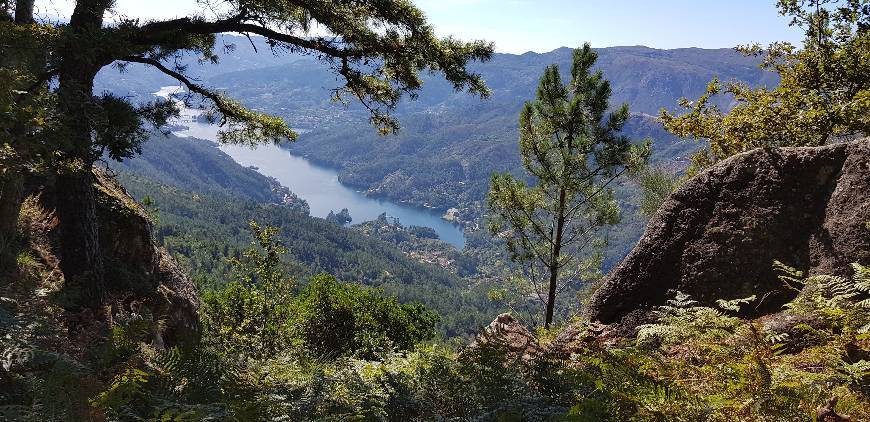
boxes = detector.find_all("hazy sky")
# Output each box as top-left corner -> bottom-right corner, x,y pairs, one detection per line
35,0 -> 804,53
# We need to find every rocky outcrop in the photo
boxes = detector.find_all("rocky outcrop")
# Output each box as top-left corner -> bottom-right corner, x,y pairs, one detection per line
468,314 -> 630,360
94,170 -> 200,345
587,139 -> 870,324
25,170 -> 199,346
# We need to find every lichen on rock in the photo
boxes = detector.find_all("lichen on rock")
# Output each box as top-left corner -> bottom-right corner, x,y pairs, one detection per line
587,139 -> 870,324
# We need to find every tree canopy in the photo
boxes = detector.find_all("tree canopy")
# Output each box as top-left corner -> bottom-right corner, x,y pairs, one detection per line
661,0 -> 869,172
0,0 -> 494,308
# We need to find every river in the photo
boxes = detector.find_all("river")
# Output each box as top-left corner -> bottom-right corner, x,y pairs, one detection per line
154,86 -> 466,249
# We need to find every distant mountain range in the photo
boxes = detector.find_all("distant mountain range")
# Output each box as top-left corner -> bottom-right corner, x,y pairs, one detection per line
97,35 -> 779,268
97,36 -> 776,212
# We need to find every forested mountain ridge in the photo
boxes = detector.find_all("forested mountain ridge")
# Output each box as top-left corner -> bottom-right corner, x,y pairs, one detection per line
96,41 -> 776,213
110,132 -> 307,209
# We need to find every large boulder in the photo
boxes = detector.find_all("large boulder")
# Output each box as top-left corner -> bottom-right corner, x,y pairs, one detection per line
92,170 -> 199,345
587,139 -> 870,324
24,170 -> 199,346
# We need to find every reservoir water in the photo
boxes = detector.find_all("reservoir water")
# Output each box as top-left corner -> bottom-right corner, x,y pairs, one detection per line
155,86 -> 466,249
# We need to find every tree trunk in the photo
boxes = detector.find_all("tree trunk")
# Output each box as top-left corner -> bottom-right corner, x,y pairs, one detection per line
545,188 -> 568,329
0,173 -> 23,272
14,0 -> 34,23
544,264 -> 558,329
55,170 -> 105,308
54,0 -> 109,310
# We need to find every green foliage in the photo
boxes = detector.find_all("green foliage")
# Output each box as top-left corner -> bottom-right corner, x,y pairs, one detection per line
636,291 -> 749,349
661,0 -> 870,172
619,263 -> 870,420
202,220 -> 295,358
487,43 -> 650,327
785,262 -> 870,334
201,221 -> 438,361
120,173 -> 496,337
0,20 -> 58,170
293,273 -> 439,359
6,206 -> 870,421
325,207 -> 352,225
629,164 -> 682,218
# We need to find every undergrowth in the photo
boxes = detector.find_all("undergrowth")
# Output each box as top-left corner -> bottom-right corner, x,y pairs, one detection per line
1,213 -> 867,420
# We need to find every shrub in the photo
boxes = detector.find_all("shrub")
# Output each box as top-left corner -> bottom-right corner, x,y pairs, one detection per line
293,274 -> 439,359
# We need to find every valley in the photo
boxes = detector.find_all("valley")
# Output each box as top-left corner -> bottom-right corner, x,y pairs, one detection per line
96,41 -> 775,270
3,0 -> 869,419
156,86 -> 468,249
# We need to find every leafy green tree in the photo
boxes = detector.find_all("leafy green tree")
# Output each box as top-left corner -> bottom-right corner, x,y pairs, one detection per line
202,220 -> 295,357
487,44 -> 649,328
228,221 -> 294,352
630,164 -> 682,219
293,273 -> 439,359
326,208 -> 353,225
661,0 -> 870,173
1,0 -> 493,309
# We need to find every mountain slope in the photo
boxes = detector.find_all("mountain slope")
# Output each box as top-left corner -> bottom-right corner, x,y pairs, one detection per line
111,135 -> 496,336
203,45 -> 776,212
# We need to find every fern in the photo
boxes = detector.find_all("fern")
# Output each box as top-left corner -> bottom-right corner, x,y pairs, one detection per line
773,260 -> 805,292
637,291 -> 744,348
784,263 -> 870,334
838,360 -> 870,390
717,295 -> 757,313
91,367 -> 150,411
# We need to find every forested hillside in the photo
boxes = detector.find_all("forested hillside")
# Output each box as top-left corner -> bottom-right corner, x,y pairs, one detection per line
111,132 -> 307,208
98,44 -> 777,214
3,0 -> 868,420
110,134 -> 495,336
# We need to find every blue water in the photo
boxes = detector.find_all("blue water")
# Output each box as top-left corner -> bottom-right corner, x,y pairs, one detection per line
156,86 -> 466,249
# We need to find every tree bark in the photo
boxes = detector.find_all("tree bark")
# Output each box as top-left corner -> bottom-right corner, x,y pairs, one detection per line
55,170 -> 104,308
0,173 -> 23,271
545,188 -> 567,329
54,0 -> 109,309
14,0 -> 34,23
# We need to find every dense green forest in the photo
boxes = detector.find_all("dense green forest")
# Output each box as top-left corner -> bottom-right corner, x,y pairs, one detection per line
2,0 -> 869,420
108,128 -> 498,336
118,173 -> 496,337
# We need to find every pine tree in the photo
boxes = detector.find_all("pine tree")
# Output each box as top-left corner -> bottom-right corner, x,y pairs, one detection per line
0,0 -> 493,309
487,44 -> 648,328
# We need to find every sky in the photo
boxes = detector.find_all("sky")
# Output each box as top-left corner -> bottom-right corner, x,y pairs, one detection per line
35,0 -> 804,53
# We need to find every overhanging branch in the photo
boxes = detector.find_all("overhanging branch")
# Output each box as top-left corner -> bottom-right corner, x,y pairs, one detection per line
121,55 -> 229,118
135,16 -> 354,59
